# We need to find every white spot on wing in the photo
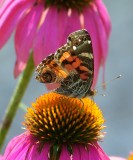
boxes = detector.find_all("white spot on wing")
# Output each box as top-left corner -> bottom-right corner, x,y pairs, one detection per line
88,40 -> 91,44
80,52 -> 93,59
73,46 -> 77,50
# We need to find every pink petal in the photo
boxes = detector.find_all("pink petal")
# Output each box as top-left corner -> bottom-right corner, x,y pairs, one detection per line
27,143 -> 50,160
90,3 -> 108,57
14,61 -> 26,78
33,7 -> 69,66
89,143 -> 110,160
60,145 -> 71,160
63,9 -> 81,39
0,0 -> 15,18
83,8 -> 101,87
89,145 -> 101,160
73,143 -> 110,160
73,145 -> 89,160
14,4 -> 43,77
95,0 -> 111,38
4,132 -> 31,160
94,142 -> 110,160
0,0 -> 4,7
83,4 -> 108,86
0,155 -> 3,160
15,4 -> 43,62
0,0 -> 35,49
90,3 -> 109,83
3,132 -> 51,160
109,157 -> 126,160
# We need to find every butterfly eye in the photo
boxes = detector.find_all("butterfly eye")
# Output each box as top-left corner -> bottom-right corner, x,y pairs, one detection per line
41,72 -> 52,83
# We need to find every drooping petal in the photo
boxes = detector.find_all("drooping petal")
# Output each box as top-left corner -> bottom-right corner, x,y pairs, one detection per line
90,3 -> 108,58
95,142 -> 110,160
32,8 -> 49,65
95,0 -> 111,38
4,132 -> 31,160
89,144 -> 101,160
4,132 -> 51,160
89,143 -> 110,160
83,7 -> 101,87
33,7 -> 68,65
14,4 -> 43,77
27,143 -> 50,160
72,143 -> 110,160
0,0 -> 15,18
64,9 -> 81,39
15,4 -> 43,62
73,144 -> 89,160
0,155 -> 3,160
90,3 -> 109,83
60,145 -> 71,160
0,0 -> 35,49
83,4 -> 108,86
13,61 -> 26,78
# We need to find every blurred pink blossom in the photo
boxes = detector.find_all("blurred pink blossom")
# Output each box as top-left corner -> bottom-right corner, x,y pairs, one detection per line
0,155 -> 3,160
0,0 -> 111,86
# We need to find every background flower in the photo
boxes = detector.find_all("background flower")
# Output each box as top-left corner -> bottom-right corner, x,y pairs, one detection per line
110,153 -> 133,160
0,155 -> 3,160
110,157 -> 126,160
0,0 -> 111,86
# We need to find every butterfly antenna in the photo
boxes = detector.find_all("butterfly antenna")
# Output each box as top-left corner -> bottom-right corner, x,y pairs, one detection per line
96,74 -> 122,90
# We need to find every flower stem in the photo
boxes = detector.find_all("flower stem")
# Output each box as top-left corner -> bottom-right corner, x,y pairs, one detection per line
0,54 -> 34,151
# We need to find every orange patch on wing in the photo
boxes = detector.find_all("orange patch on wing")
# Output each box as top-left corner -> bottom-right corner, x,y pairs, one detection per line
66,56 -> 74,62
42,68 -> 48,73
65,64 -> 74,71
53,66 -> 68,78
59,52 -> 72,63
79,66 -> 89,72
80,72 -> 89,80
72,58 -> 81,68
57,69 -> 68,78
47,61 -> 57,69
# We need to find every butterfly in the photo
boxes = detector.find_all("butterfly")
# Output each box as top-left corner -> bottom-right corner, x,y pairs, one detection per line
35,29 -> 95,98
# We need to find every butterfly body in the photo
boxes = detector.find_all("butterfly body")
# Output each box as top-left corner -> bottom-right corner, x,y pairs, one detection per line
35,29 -> 94,98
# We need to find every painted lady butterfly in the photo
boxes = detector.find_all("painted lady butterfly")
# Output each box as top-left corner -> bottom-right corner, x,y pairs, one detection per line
35,29 -> 95,98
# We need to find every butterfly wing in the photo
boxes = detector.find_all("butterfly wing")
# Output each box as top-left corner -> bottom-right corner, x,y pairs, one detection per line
54,29 -> 94,98
35,29 -> 94,98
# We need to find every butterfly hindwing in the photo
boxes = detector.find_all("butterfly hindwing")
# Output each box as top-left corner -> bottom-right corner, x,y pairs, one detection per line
35,53 -> 68,83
